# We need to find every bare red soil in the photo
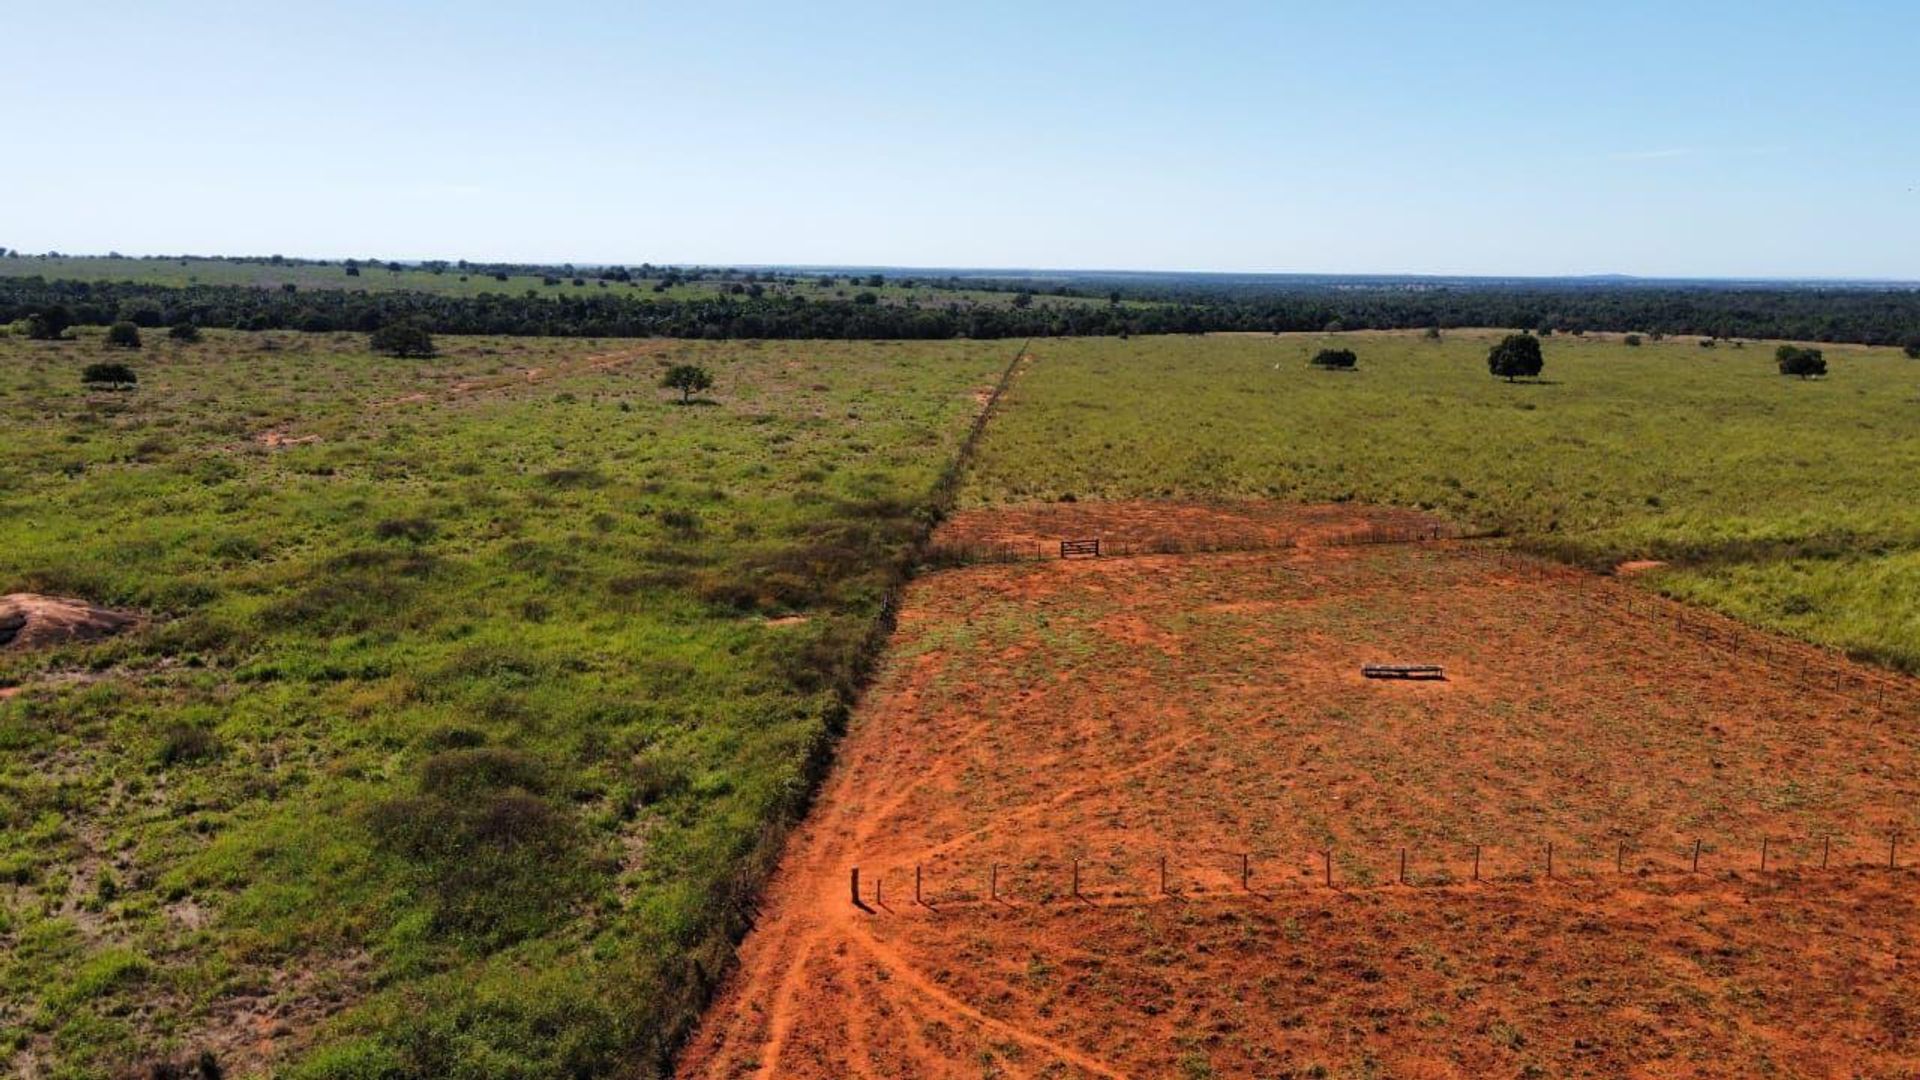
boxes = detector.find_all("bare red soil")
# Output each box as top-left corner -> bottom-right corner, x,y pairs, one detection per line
677,504 -> 1920,1080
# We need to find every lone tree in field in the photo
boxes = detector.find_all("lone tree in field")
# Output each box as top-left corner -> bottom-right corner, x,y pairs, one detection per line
1776,345 -> 1827,379
168,320 -> 201,343
1487,333 -> 1544,382
661,363 -> 714,403
1904,336 -> 1920,359
1310,348 -> 1358,370
82,362 -> 138,389
369,320 -> 436,358
105,321 -> 142,349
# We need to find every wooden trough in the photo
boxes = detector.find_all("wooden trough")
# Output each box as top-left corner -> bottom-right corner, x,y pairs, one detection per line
1362,663 -> 1445,681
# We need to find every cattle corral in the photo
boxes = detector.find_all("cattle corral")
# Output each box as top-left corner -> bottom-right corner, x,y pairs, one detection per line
678,502 -> 1920,1080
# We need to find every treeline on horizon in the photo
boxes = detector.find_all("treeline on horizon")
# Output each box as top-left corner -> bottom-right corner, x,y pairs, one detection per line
8,275 -> 1920,345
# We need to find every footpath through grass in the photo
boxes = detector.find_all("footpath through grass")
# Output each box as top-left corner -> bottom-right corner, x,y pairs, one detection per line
0,329 -> 1008,1077
963,330 -> 1920,669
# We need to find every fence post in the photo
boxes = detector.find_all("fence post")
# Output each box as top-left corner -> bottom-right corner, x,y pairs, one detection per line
1324,849 -> 1333,888
1072,858 -> 1081,900
1891,834 -> 1899,869
851,866 -> 861,908
1546,842 -> 1554,880
1616,843 -> 1625,874
1822,836 -> 1830,869
1760,838 -> 1769,872
915,863 -> 923,905
1691,839 -> 1702,873
1473,845 -> 1481,883
990,863 -> 998,902
1242,853 -> 1250,891
1399,848 -> 1407,885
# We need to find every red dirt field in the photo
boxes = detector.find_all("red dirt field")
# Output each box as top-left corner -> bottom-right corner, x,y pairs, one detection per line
676,504 -> 1920,1080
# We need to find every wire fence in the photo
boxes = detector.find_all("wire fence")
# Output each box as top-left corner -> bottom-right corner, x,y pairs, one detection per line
925,520 -> 1492,567
849,831 -> 1915,913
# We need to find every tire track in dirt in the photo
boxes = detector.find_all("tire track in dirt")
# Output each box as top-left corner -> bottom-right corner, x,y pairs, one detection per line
845,933 -> 1125,1079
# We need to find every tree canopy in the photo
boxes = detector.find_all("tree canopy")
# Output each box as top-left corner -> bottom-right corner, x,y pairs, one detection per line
1487,333 -> 1544,381
661,363 -> 714,403
1310,348 -> 1358,369
1775,345 -> 1827,379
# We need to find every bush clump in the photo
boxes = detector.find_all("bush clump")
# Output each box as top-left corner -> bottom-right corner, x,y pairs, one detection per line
156,724 -> 220,767
82,361 -> 138,388
105,321 -> 143,349
369,320 -> 436,358
1776,345 -> 1827,379
369,747 -> 589,946
1310,348 -> 1357,370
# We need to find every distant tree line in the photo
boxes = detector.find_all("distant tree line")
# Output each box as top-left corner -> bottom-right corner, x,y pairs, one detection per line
7,276 -> 1920,345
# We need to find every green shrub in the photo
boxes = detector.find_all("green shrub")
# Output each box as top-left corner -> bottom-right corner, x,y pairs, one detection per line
1310,348 -> 1357,369
105,321 -> 143,348
369,320 -> 435,358
157,724 -> 221,767
82,361 -> 138,387
1776,345 -> 1827,379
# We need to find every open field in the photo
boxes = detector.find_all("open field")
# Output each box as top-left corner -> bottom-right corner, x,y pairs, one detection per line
0,255 -> 1110,309
678,503 -> 1920,1079
0,328 -> 1013,1077
963,330 -> 1920,670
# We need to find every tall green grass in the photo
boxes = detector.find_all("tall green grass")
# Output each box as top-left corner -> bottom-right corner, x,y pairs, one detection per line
0,329 -> 1009,1077
964,330 -> 1920,668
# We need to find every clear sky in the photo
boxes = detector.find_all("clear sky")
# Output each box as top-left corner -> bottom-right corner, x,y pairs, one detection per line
7,1 -> 1917,277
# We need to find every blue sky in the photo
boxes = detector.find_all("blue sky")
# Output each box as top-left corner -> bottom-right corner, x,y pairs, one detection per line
6,1 -> 1917,277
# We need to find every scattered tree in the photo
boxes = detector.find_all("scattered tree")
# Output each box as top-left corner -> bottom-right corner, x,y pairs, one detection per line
82,361 -> 138,388
1310,348 -> 1358,370
1776,345 -> 1827,379
369,320 -> 436,358
1623,334 -> 1642,347
661,363 -> 713,403
1487,333 -> 1544,382
105,321 -> 143,349
169,320 -> 202,343
1904,335 -> 1920,359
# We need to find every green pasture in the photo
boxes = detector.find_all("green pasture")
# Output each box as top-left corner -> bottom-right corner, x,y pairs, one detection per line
964,330 -> 1920,669
0,328 -> 1009,1077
